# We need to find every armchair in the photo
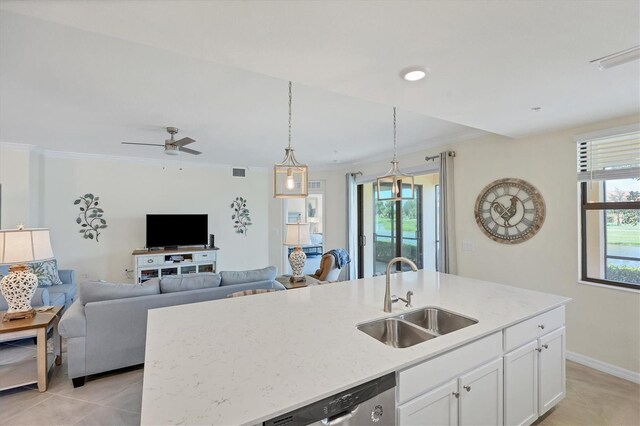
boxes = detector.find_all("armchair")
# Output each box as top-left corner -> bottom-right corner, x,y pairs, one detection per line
310,253 -> 342,282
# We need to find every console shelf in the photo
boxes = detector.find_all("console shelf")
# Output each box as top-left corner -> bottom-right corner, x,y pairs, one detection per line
132,247 -> 219,284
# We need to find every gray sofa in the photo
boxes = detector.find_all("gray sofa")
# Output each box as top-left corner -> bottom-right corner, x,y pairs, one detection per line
0,266 -> 76,311
58,267 -> 284,387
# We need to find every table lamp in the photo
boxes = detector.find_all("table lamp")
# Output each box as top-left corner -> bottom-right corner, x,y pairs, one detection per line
284,222 -> 311,283
0,227 -> 54,321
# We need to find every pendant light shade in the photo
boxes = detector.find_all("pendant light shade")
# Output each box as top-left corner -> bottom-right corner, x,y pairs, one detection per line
274,81 -> 308,198
376,107 -> 414,201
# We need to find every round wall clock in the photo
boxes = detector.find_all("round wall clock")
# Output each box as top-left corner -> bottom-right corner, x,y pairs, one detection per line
474,178 -> 545,244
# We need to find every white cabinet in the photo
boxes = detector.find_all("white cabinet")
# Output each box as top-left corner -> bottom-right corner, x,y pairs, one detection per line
539,327 -> 566,415
398,358 -> 502,426
132,247 -> 218,283
504,326 -> 566,426
397,306 -> 566,426
504,341 -> 539,426
459,358 -> 503,426
398,380 -> 458,426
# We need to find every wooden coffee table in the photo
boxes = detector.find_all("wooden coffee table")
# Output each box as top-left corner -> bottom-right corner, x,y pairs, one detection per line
0,306 -> 63,392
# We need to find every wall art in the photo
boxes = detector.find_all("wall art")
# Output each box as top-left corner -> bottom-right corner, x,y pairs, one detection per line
231,196 -> 252,236
74,193 -> 107,242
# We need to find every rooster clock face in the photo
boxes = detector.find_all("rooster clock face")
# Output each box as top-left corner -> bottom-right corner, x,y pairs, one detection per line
474,178 -> 545,244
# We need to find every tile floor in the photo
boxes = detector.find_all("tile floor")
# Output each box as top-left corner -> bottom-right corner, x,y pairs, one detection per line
1,342 -> 638,426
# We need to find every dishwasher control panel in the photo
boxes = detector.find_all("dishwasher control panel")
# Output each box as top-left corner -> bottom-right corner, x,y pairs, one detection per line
264,373 -> 396,426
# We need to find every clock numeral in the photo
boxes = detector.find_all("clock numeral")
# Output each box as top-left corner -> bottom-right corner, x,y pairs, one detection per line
504,227 -> 510,237
521,197 -> 531,204
491,223 -> 499,233
524,208 -> 535,214
521,217 -> 533,227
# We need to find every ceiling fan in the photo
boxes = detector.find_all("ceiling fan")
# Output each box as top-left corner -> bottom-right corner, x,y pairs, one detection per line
122,127 -> 201,156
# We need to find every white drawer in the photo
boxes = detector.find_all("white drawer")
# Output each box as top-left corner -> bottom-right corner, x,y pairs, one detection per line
137,255 -> 163,266
397,332 -> 502,404
504,306 -> 565,352
193,252 -> 214,262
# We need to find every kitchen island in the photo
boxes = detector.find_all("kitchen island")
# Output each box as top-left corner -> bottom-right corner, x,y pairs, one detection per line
141,270 -> 570,425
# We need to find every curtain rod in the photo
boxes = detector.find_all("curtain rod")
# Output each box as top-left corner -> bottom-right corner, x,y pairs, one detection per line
425,151 -> 456,162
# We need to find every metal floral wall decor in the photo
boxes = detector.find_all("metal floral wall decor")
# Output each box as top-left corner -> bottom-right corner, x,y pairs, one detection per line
74,193 -> 107,242
231,196 -> 252,236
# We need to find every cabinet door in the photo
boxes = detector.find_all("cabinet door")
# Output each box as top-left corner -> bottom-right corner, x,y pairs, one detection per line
504,340 -> 539,426
398,380 -> 458,426
539,327 -> 565,415
459,358 -> 503,426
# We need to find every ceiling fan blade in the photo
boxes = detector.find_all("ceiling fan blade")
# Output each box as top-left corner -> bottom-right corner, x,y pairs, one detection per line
179,146 -> 202,155
174,137 -> 195,147
121,142 -> 164,147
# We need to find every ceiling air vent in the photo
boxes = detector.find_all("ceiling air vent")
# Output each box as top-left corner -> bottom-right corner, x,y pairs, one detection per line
232,168 -> 246,177
308,180 -> 322,190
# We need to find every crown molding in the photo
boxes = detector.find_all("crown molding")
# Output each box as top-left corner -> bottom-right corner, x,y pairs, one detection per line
0,142 -> 41,152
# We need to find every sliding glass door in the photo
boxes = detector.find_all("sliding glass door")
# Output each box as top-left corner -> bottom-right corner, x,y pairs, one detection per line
373,184 -> 423,274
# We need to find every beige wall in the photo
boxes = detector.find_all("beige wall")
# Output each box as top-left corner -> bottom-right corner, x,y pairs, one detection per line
0,146 -> 35,228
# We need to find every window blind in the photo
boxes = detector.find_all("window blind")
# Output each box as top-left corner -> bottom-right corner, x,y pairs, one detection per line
577,127 -> 640,181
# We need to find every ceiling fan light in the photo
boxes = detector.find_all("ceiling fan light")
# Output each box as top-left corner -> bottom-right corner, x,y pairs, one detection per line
165,145 -> 179,155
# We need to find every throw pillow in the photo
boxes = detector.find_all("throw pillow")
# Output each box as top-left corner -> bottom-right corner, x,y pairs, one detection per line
30,259 -> 63,287
220,266 -> 277,286
78,280 -> 160,305
159,273 -> 222,294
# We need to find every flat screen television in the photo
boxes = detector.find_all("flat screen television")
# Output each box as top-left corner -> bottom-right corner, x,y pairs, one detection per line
146,214 -> 208,249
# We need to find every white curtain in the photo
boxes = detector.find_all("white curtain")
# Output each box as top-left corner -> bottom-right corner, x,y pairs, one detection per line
438,151 -> 457,274
345,173 -> 360,280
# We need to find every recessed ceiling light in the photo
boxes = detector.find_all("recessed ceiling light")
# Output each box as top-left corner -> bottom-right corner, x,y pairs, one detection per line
401,67 -> 427,82
591,46 -> 640,70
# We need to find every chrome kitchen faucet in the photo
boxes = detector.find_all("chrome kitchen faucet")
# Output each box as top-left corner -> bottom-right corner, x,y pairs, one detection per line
384,257 -> 418,313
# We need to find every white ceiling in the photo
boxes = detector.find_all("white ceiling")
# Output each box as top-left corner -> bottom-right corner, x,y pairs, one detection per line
1,0 -> 638,167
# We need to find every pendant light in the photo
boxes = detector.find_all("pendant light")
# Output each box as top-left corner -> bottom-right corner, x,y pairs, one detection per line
274,81 -> 308,198
376,107 -> 414,201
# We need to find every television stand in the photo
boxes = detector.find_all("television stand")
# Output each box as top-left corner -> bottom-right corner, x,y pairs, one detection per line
132,246 -> 219,284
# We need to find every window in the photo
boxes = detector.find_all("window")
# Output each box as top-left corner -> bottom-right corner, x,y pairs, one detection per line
578,127 -> 640,290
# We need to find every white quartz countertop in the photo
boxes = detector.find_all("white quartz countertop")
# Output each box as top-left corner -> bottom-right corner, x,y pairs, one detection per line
141,270 -> 570,425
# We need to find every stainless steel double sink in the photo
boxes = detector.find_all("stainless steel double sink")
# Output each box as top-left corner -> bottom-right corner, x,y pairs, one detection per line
357,307 -> 478,348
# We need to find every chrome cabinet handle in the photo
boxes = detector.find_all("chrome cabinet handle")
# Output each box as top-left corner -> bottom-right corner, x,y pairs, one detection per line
542,344 -> 549,349
464,385 -> 471,392
538,324 -> 545,330
452,391 -> 460,398
536,347 -> 542,352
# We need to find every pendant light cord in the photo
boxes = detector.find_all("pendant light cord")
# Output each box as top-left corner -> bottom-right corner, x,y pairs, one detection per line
288,81 -> 292,149
393,107 -> 397,161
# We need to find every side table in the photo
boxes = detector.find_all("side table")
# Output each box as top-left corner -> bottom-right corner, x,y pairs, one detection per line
0,306 -> 63,392
275,275 -> 323,290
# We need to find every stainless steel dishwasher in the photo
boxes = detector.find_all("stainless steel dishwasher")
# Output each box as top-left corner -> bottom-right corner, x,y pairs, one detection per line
264,373 -> 396,426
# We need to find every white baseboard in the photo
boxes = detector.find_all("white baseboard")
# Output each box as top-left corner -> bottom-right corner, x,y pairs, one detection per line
566,351 -> 640,384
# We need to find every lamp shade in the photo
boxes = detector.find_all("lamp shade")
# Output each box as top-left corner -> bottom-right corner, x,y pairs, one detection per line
284,223 -> 311,247
0,228 -> 54,264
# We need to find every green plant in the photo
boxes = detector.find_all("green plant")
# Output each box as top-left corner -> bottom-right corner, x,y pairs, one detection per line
74,193 -> 107,242
231,196 -> 252,236
606,264 -> 640,284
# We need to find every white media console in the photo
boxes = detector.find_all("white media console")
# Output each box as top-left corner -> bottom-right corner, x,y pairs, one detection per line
132,246 -> 219,284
